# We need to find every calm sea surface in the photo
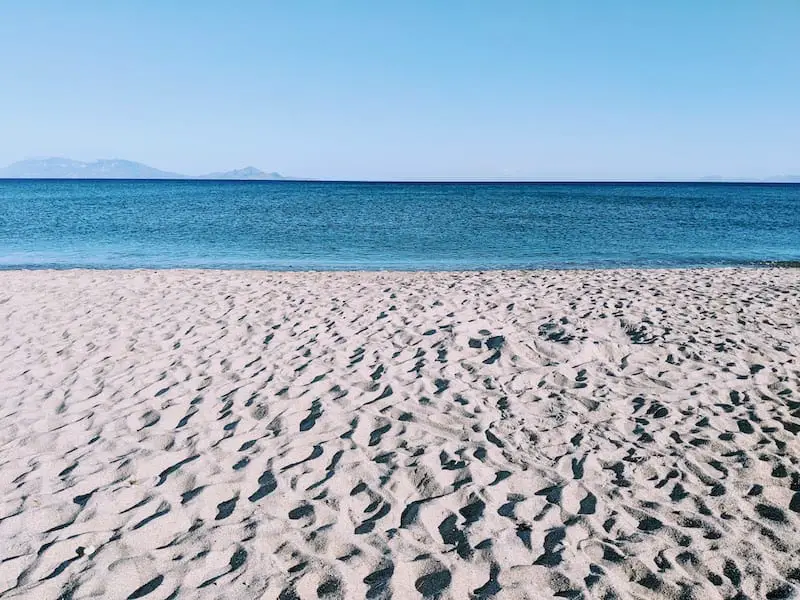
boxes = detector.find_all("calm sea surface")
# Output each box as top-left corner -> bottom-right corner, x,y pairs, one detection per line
0,180 -> 797,270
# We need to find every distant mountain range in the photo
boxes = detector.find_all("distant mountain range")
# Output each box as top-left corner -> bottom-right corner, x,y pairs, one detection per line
698,175 -> 800,183
0,158 -> 286,180
1,158 -> 797,182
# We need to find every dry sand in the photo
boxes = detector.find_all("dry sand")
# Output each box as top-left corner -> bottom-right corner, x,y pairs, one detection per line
0,268 -> 798,599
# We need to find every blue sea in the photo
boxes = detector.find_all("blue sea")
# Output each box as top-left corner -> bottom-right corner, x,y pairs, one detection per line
0,180 -> 797,270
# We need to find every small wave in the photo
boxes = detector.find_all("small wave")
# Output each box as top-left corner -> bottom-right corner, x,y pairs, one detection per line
755,260 -> 800,268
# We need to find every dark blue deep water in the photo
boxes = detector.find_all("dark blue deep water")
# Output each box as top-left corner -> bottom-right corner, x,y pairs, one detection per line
0,180 -> 798,270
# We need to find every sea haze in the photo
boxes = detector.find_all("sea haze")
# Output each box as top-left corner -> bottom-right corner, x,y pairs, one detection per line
0,180 -> 798,270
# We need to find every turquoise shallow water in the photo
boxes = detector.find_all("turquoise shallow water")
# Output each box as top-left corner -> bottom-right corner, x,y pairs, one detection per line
0,180 -> 797,270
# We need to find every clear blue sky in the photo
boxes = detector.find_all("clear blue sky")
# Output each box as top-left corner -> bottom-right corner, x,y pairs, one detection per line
1,1 -> 798,180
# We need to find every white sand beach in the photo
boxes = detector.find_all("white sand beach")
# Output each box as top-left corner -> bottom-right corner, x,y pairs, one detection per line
0,268 -> 798,599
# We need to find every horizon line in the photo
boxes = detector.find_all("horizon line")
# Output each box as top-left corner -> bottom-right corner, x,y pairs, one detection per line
1,177 -> 799,185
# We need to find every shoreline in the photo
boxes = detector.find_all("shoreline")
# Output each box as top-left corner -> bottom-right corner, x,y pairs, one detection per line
1,267 -> 798,598
0,262 -> 798,275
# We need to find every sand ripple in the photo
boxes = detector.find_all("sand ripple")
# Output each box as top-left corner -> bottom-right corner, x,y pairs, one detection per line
0,268 -> 798,599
